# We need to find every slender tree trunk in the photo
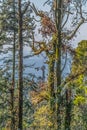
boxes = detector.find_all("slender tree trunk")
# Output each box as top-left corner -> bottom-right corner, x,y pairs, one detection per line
18,0 -> 23,129
10,20 -> 16,130
48,55 -> 55,129
48,55 -> 55,111
55,0 -> 62,129
65,89 -> 72,130
11,1 -> 16,129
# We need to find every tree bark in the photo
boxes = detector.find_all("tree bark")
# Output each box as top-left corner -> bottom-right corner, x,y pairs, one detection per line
10,0 -> 16,129
18,0 -> 23,129
48,55 -> 55,110
55,0 -> 62,129
65,89 -> 72,130
48,55 -> 55,129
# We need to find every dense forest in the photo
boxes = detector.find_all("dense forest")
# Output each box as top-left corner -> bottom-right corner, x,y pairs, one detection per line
0,0 -> 87,130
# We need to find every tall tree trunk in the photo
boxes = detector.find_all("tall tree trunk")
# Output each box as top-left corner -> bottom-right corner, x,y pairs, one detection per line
48,55 -> 55,129
55,0 -> 62,129
48,55 -> 55,111
18,0 -> 23,129
65,89 -> 72,130
10,0 -> 16,129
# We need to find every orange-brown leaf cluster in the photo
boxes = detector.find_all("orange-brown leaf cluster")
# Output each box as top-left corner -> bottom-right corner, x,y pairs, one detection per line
39,14 -> 56,36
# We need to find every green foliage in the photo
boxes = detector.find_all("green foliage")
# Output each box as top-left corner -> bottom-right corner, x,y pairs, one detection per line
74,96 -> 85,105
32,105 -> 53,130
69,40 -> 87,130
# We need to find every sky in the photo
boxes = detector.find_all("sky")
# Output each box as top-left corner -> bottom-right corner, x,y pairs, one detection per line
30,0 -> 50,11
72,23 -> 87,47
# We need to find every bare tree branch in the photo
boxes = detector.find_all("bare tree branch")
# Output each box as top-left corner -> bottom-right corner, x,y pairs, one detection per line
66,19 -> 84,40
22,1 -> 30,15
